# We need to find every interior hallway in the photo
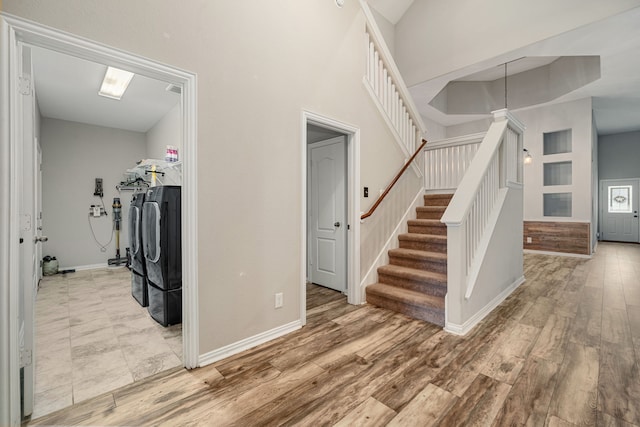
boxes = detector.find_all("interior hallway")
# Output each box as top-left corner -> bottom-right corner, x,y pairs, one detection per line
33,267 -> 182,419
28,242 -> 640,426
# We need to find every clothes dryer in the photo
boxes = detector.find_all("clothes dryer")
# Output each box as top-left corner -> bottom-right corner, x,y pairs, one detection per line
142,185 -> 181,326
129,191 -> 148,306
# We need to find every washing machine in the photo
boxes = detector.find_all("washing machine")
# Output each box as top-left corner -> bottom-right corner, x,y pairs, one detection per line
142,185 -> 182,326
129,191 -> 148,306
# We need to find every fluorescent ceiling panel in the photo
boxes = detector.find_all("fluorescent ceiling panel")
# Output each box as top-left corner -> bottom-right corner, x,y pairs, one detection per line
98,66 -> 134,100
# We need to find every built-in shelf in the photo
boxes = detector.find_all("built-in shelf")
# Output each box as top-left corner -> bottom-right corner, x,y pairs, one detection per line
543,161 -> 572,186
543,192 -> 572,217
543,129 -> 572,155
118,159 -> 182,191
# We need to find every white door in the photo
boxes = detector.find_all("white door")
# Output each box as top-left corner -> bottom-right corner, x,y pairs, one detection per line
18,43 -> 40,418
309,137 -> 347,292
600,179 -> 640,242
36,141 -> 43,283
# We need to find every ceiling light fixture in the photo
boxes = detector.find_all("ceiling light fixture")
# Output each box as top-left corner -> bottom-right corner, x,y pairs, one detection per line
98,66 -> 134,100
335,0 -> 345,7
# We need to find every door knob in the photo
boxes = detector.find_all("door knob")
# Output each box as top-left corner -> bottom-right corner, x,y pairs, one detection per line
334,222 -> 341,228
34,235 -> 48,243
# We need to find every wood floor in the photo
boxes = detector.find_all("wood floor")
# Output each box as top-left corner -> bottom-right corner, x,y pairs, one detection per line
28,242 -> 640,426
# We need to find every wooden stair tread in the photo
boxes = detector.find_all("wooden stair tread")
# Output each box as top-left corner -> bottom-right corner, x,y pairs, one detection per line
398,233 -> 447,243
377,264 -> 446,284
416,206 -> 446,212
424,193 -> 453,199
366,283 -> 445,309
423,194 -> 454,206
388,248 -> 447,261
407,219 -> 443,225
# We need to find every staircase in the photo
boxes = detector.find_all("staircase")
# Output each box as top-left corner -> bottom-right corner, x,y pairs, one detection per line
365,193 -> 452,326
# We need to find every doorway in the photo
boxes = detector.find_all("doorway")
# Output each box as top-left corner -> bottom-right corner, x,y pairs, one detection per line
600,179 -> 640,242
1,14 -> 199,425
301,112 -> 361,326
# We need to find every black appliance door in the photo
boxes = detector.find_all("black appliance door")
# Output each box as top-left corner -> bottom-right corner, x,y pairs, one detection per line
129,205 -> 140,256
143,200 -> 163,288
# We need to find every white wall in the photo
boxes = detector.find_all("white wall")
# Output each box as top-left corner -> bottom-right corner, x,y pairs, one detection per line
146,103 -> 181,161
447,187 -> 524,330
598,130 -> 640,180
518,99 -> 594,223
3,1 -> 410,355
423,115 -> 446,141
445,118 -> 491,139
394,0 -> 640,86
40,118 -> 147,268
369,6 -> 395,56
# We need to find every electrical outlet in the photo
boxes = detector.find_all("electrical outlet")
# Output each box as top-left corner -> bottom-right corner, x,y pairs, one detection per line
275,292 -> 283,308
526,237 -> 532,244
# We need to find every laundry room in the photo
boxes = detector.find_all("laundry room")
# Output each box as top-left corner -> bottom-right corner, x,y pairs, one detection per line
29,45 -> 185,417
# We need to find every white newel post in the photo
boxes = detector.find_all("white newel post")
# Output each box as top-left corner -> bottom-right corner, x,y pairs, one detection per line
444,221 -> 465,327
442,109 -> 525,333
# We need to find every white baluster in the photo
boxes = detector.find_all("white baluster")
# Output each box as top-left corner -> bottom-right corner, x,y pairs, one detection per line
382,68 -> 387,109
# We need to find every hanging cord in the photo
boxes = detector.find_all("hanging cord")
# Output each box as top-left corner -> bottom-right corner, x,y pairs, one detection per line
88,214 -> 114,252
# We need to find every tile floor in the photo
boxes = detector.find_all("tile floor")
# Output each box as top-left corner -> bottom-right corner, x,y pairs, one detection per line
33,267 -> 182,419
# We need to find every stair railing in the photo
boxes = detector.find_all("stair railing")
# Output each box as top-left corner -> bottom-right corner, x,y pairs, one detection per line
360,0 -> 426,160
441,109 -> 525,299
361,139 -> 427,220
424,132 -> 485,191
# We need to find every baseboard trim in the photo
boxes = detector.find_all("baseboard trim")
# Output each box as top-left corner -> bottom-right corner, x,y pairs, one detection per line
198,320 -> 302,368
445,275 -> 525,336
58,263 -> 109,271
523,249 -> 592,259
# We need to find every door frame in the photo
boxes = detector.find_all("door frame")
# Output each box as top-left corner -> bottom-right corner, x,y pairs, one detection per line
301,111 -> 361,326
308,136 -> 347,292
0,13 -> 200,425
599,178 -> 640,242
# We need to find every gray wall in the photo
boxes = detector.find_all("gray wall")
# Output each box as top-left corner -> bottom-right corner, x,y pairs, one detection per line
598,130 -> 640,180
146,103 -> 181,161
40,118 -> 147,268
591,113 -> 598,249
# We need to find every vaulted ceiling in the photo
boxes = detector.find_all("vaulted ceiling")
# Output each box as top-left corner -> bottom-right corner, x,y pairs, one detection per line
31,46 -> 179,133
370,1 -> 640,135
30,2 -> 640,136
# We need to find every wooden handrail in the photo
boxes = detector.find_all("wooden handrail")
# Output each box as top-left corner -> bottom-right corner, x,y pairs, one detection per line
361,139 -> 428,220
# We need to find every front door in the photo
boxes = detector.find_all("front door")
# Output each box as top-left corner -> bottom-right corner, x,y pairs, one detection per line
600,179 -> 640,242
309,137 -> 347,292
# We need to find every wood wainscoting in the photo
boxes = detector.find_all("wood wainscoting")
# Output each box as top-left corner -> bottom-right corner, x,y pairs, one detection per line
523,221 -> 591,255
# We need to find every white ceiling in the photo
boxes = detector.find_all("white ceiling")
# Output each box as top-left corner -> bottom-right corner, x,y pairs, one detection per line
31,46 -> 180,133
453,57 -> 560,82
367,0 -> 415,24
